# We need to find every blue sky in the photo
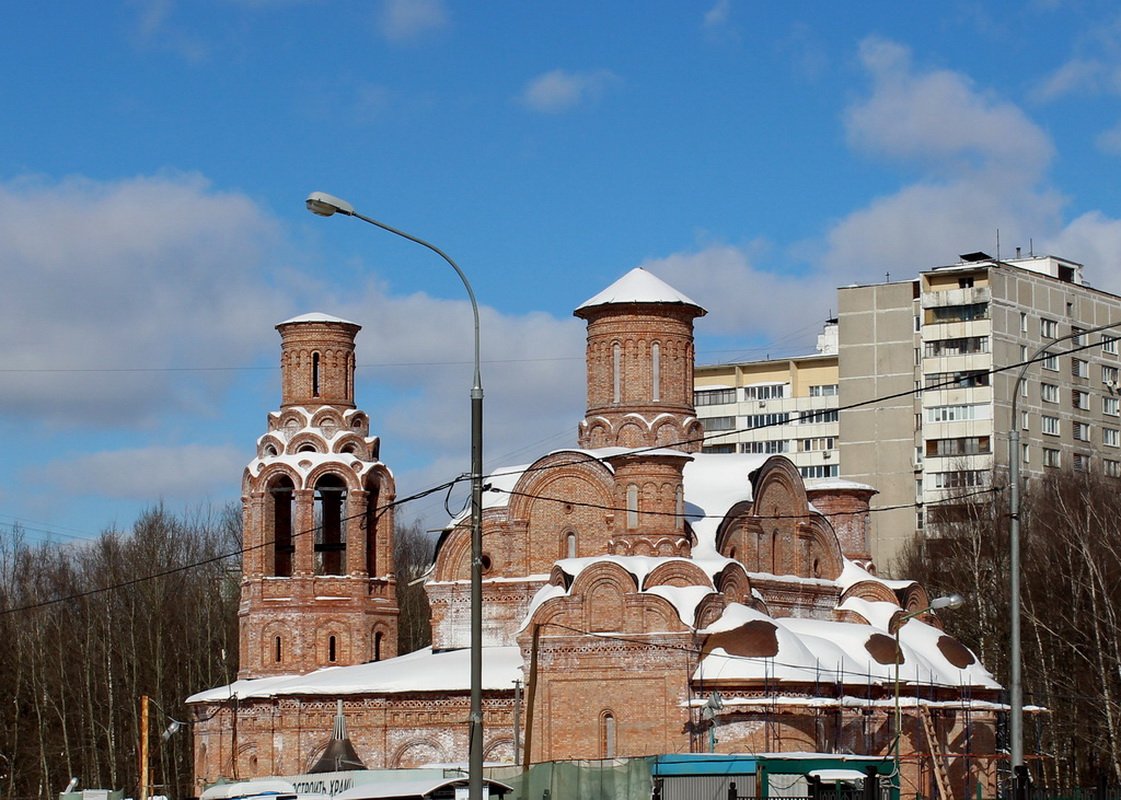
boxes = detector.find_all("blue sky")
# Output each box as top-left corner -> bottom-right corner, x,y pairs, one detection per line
3,1 -> 1121,543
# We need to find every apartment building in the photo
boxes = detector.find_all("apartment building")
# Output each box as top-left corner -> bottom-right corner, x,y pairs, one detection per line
839,252 -> 1121,570
694,323 -> 841,481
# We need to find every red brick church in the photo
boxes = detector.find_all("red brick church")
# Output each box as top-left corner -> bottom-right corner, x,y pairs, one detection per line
188,269 -> 1002,794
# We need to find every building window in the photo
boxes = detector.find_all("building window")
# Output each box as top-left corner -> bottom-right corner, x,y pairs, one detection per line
1022,411 -> 1030,430
626,484 -> 638,529
328,635 -> 337,663
1042,415 -> 1060,436
1022,443 -> 1030,464
799,464 -> 839,479
924,336 -> 989,357
275,636 -> 282,663
270,476 -> 295,578
926,436 -> 991,457
1073,421 -> 1090,441
1106,459 -> 1121,478
1103,365 -> 1119,385
745,413 -> 789,429
704,444 -> 736,454
743,439 -> 790,454
1020,312 -> 1028,333
1042,354 -> 1059,371
1073,453 -> 1089,472
1104,428 -> 1120,448
312,351 -> 321,397
1104,335 -> 1119,355
1041,318 -> 1058,338
694,388 -> 736,406
927,404 -> 988,423
1073,358 -> 1090,379
800,409 -> 838,424
705,416 -> 736,431
651,343 -> 661,402
1105,397 -> 1121,416
1041,383 -> 1059,403
1043,448 -> 1061,468
565,531 -> 577,559
800,436 -> 836,452
374,631 -> 384,662
745,384 -> 786,400
926,370 -> 989,389
930,302 -> 989,322
809,384 -> 838,397
932,470 -> 988,489
1072,390 -> 1090,410
1072,326 -> 1085,345
314,474 -> 348,576
601,712 -> 617,758
612,343 -> 621,404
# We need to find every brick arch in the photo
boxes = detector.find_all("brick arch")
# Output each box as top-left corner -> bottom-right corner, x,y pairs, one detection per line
431,523 -> 470,582
483,737 -> 514,763
579,417 -> 613,449
261,621 -> 290,668
694,593 -> 727,629
714,562 -> 754,606
643,559 -> 713,590
286,431 -> 327,455
310,408 -> 344,430
257,433 -> 286,459
840,579 -> 903,607
714,501 -> 756,561
798,518 -> 845,581
392,738 -> 448,769
248,462 -> 303,492
569,561 -> 638,632
315,622 -> 350,666
304,461 -> 365,492
750,456 -> 810,517
899,583 -> 943,627
278,409 -> 311,432
507,451 -> 614,522
617,421 -> 646,448
345,410 -> 369,432
332,431 -> 368,455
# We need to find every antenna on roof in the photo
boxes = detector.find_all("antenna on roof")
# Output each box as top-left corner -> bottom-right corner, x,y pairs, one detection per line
996,228 -> 1001,262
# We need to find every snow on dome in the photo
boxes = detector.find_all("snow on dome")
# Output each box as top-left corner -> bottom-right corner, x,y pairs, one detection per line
576,267 -> 705,314
682,452 -> 767,556
278,312 -> 360,326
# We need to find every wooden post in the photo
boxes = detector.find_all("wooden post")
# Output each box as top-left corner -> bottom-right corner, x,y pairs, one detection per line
521,625 -> 540,774
139,695 -> 150,800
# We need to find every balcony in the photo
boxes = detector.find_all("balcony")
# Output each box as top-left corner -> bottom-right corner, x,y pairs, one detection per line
921,285 -> 991,309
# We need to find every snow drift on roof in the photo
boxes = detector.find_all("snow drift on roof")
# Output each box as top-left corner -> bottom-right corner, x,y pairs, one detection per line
278,312 -> 360,326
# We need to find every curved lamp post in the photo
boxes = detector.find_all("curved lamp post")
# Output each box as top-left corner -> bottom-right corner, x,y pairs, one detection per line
1008,319 -> 1119,795
893,594 -> 964,786
306,191 -> 485,800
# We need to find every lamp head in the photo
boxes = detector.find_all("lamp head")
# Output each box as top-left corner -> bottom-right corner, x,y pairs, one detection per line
306,191 -> 356,218
930,593 -> 965,611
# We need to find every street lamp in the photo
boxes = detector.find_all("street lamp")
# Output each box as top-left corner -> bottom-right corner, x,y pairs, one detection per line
892,594 -> 964,786
1008,319 -> 1119,797
306,191 -> 485,800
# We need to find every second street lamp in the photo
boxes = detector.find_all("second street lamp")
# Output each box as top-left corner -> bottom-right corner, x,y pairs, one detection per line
305,191 -> 485,800
892,593 -> 964,789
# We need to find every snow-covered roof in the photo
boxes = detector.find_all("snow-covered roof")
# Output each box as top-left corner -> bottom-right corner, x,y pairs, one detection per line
186,646 -> 524,704
278,312 -> 360,326
682,452 -> 765,556
694,602 -> 998,690
576,268 -> 705,313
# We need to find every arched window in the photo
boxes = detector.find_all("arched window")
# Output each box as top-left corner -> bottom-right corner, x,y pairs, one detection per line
312,351 -> 321,397
270,477 -> 295,577
651,342 -> 661,402
626,484 -> 639,529
565,531 -> 577,559
675,485 -> 684,529
274,636 -> 282,663
314,475 -> 348,575
374,631 -> 383,662
612,343 -> 622,404
601,711 -> 617,758
771,529 -> 780,574
365,484 -> 379,576
328,635 -> 337,663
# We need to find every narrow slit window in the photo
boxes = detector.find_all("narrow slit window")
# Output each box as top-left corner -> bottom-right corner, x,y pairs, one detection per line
651,342 -> 661,402
328,635 -> 337,663
612,343 -> 622,404
312,351 -> 321,397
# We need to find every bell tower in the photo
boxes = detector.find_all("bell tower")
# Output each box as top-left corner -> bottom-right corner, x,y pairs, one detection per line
574,268 -> 706,556
238,313 -> 398,679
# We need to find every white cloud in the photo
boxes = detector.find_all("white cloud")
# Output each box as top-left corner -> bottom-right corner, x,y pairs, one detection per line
377,0 -> 448,42
33,444 -> 247,501
1096,119 -> 1121,155
0,173 -> 290,426
520,69 -> 620,114
703,0 -> 732,30
1043,212 -> 1121,295
846,37 -> 1053,177
638,245 -> 836,344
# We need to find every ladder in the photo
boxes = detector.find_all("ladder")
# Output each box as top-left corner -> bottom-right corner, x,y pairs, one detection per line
919,705 -> 953,800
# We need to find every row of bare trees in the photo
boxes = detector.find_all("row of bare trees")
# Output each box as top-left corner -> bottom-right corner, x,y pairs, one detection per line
899,467 -> 1121,790
0,506 -> 242,800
